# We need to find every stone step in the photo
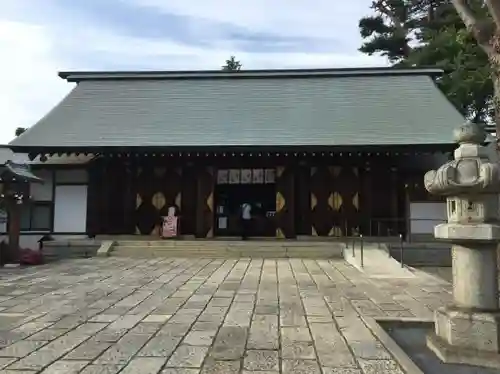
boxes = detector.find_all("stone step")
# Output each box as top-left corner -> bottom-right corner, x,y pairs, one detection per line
111,244 -> 343,259
113,240 -> 343,249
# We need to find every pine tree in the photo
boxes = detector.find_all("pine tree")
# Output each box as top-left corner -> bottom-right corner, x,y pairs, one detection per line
222,56 -> 242,71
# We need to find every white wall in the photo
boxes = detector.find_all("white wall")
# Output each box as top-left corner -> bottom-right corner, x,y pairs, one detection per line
410,202 -> 446,234
54,185 -> 88,233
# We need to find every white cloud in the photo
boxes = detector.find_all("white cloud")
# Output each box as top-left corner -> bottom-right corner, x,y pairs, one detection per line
126,0 -> 373,41
0,21 -> 71,144
0,0 -> 387,144
72,28 -> 385,70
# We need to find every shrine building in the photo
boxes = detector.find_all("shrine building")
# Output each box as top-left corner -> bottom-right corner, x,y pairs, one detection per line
4,67 -> 462,243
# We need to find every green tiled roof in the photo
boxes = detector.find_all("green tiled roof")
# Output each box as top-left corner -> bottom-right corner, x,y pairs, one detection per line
10,68 -> 464,149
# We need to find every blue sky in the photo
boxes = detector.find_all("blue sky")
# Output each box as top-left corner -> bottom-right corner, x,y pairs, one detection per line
0,0 -> 386,143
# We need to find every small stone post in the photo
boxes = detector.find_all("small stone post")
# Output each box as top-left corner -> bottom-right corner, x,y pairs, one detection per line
424,121 -> 500,368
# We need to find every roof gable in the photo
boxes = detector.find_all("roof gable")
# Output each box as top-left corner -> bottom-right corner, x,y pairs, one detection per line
10,68 -> 464,149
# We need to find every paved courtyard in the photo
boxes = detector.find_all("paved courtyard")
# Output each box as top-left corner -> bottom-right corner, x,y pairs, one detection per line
0,257 -> 451,374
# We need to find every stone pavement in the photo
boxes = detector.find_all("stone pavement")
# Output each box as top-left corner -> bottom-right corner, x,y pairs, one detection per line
0,257 -> 452,374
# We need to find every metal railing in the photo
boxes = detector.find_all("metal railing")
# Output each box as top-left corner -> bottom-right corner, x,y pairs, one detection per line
341,217 -> 447,240
343,216 -> 448,268
398,234 -> 404,268
349,234 -> 364,268
348,231 -> 406,269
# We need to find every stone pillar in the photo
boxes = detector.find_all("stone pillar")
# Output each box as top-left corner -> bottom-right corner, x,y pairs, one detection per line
424,121 -> 500,369
452,244 -> 499,310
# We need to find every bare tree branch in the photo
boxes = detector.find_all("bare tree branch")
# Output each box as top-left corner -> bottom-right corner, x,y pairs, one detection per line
452,0 -> 495,55
377,1 -> 408,35
373,1 -> 413,57
486,0 -> 500,28
452,0 -> 481,30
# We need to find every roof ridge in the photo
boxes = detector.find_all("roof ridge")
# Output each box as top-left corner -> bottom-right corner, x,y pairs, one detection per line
59,67 -> 443,82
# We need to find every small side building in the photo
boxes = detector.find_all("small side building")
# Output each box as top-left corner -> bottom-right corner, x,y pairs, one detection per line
5,67 -> 460,244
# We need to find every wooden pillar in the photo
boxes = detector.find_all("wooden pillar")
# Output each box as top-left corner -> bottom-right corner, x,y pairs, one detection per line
310,166 -> 333,236
100,159 -> 110,234
275,166 -> 295,239
361,165 -> 373,236
123,162 -> 135,234
330,166 -> 360,237
371,162 -> 392,236
195,166 -> 215,238
86,161 -> 100,236
181,165 -> 197,236
404,183 -> 411,241
164,167 -> 182,212
295,164 -> 311,235
390,167 -> 399,235
175,168 -> 182,211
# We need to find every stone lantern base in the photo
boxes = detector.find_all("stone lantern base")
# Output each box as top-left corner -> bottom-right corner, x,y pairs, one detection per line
427,306 -> 500,369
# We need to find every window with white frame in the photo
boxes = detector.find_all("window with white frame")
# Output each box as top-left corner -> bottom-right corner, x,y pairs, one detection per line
21,169 -> 54,232
20,202 -> 52,231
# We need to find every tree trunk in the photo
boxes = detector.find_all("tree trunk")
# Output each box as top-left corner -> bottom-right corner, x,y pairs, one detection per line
493,67 -> 500,135
490,49 -> 500,136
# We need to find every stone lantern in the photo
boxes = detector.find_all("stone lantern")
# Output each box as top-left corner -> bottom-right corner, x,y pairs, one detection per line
0,160 -> 42,266
424,121 -> 500,368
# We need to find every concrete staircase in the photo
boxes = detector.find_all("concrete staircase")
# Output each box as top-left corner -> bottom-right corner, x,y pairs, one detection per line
343,243 -> 416,278
42,239 -> 100,262
109,240 -> 345,259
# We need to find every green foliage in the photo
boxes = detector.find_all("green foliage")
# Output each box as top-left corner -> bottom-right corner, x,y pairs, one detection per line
409,25 -> 491,121
222,56 -> 242,71
358,1 -> 414,62
359,0 -> 493,123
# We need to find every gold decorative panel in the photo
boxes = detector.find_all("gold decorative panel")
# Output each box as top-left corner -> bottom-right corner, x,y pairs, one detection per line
135,166 -> 183,236
328,192 -> 343,211
206,227 -> 214,238
175,192 -> 181,209
328,226 -> 343,237
352,192 -> 359,210
206,192 -> 213,212
276,227 -> 285,238
333,192 -> 343,210
276,191 -> 285,212
276,166 -> 285,178
151,192 -> 166,210
151,225 -> 160,236
311,193 -> 317,210
312,226 -> 318,236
